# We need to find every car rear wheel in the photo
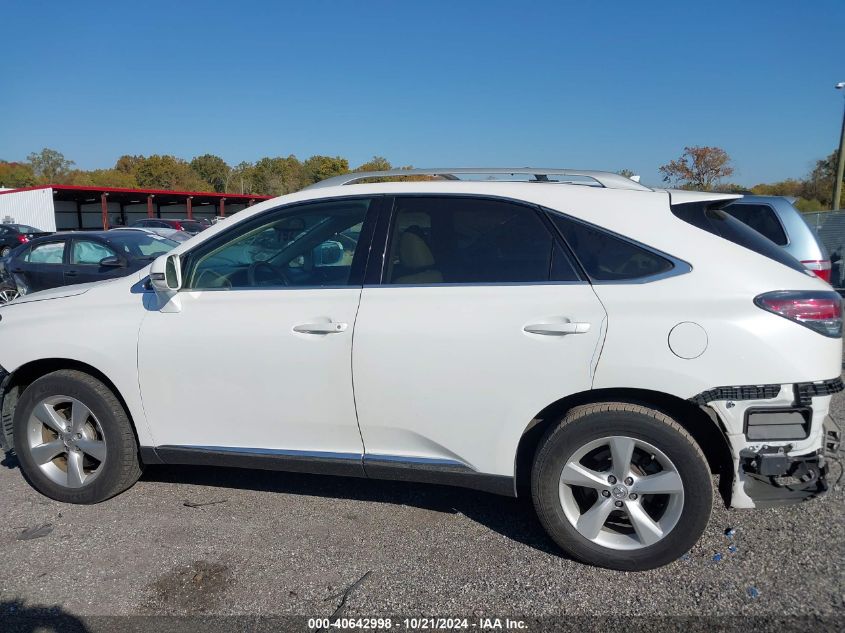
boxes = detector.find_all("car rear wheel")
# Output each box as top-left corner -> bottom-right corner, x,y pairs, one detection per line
531,402 -> 712,571
13,370 -> 142,504
0,246 -> 10,257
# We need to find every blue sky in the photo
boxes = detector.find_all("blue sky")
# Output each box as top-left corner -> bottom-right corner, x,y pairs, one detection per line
1,0 -> 843,186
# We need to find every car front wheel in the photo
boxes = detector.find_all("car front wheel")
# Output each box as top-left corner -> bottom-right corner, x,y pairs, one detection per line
531,402 -> 712,571
13,370 -> 142,504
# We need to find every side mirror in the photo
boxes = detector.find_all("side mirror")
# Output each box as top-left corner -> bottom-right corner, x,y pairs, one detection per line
314,240 -> 344,266
99,255 -> 125,267
150,253 -> 182,292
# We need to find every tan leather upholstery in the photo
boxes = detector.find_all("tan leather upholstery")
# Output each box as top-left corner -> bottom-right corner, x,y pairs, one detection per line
393,231 -> 443,284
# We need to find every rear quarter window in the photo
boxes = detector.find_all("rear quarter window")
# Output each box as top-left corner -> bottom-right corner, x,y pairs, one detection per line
545,210 -> 677,282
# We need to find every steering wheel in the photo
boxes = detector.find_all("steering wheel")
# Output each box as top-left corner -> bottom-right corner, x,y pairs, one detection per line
248,261 -> 290,287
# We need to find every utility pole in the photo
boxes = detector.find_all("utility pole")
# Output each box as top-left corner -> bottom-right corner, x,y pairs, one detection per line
834,82 -> 845,210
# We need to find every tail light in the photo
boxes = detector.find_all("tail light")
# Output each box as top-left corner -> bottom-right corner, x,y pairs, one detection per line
801,259 -> 832,283
16,235 -> 29,244
755,290 -> 842,338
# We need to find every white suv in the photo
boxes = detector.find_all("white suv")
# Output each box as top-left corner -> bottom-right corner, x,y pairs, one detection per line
0,169 -> 840,571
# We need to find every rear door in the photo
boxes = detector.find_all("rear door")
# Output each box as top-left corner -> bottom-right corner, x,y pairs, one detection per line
352,195 -> 608,479
14,239 -> 67,292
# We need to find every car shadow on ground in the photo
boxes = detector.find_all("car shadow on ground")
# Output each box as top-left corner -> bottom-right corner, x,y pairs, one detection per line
141,464 -> 565,559
1,600 -> 89,633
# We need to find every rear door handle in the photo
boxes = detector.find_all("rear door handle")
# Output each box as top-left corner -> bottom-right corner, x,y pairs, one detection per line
524,322 -> 590,335
65,270 -> 78,277
293,322 -> 348,334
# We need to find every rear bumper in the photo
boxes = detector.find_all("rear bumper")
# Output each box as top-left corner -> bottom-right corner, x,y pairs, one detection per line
698,378 -> 842,508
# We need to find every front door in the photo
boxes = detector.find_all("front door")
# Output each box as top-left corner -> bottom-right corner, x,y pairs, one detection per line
137,197 -> 378,465
352,195 -> 608,478
65,238 -> 123,285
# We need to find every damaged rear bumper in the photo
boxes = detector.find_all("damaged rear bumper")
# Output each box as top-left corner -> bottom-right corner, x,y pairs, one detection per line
738,415 -> 840,507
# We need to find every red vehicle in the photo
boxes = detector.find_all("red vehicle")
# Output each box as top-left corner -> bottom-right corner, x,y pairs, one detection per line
130,218 -> 207,235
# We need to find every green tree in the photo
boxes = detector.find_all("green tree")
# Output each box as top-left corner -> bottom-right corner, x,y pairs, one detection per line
303,155 -> 349,185
750,179 -> 804,198
115,154 -> 145,174
27,148 -> 75,183
659,146 -> 734,190
802,150 -> 842,208
68,168 -> 137,188
616,168 -> 635,178
134,155 -> 210,191
227,161 -> 256,194
251,155 -> 305,196
190,154 -> 230,193
354,156 -> 392,172
0,161 -> 37,187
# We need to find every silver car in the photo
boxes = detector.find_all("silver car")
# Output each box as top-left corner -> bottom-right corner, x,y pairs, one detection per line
723,195 -> 831,282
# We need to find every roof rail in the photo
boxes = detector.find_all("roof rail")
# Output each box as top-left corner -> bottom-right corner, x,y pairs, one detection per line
304,168 -> 652,191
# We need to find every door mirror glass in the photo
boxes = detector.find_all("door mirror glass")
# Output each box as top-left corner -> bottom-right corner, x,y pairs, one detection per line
314,240 -> 344,266
150,253 -> 182,292
99,255 -> 124,267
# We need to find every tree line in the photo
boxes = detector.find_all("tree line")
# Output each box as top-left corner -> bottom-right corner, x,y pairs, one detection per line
1,147 -> 842,212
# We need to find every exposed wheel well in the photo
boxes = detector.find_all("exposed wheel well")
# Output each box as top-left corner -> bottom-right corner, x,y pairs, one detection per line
1,359 -> 137,452
514,388 -> 734,505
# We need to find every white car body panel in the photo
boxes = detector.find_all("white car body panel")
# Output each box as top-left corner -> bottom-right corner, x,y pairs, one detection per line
137,288 -> 365,453
352,284 -> 607,476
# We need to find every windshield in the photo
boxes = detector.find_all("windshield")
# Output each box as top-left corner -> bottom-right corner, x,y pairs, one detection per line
180,221 -> 204,232
105,233 -> 179,259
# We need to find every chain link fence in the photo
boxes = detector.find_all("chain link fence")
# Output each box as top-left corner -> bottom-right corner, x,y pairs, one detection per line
803,211 -> 845,290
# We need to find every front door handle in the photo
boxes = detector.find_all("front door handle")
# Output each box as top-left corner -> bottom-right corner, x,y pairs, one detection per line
524,322 -> 590,335
65,270 -> 78,277
293,322 -> 348,334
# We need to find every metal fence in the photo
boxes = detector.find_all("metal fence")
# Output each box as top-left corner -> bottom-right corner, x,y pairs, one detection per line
803,211 -> 845,290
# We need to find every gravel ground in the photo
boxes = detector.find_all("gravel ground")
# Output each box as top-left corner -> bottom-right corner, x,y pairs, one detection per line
1,379 -> 843,630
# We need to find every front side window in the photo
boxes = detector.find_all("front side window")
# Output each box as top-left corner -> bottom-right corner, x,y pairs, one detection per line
547,211 -> 675,281
71,240 -> 117,265
186,198 -> 371,289
25,242 -> 65,264
383,196 -> 573,284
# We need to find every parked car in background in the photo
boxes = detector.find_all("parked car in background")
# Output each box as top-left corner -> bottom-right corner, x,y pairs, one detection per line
0,230 -> 179,300
0,224 -> 51,258
723,195 -> 831,282
130,218 -> 207,235
110,226 -> 192,243
0,168 -> 839,571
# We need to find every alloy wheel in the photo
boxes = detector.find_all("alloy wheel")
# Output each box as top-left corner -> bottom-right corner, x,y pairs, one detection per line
0,287 -> 19,305
25,396 -> 107,488
558,435 -> 684,550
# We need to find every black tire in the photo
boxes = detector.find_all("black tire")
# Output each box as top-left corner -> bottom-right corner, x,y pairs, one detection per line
13,370 -> 142,504
531,402 -> 712,571
0,246 -> 10,257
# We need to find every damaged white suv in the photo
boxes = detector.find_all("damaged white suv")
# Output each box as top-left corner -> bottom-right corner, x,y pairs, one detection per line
0,168 -> 841,571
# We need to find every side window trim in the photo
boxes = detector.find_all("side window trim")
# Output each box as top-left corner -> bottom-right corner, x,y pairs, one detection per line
371,194 -> 588,287
543,207 -> 692,284
180,195 -> 382,291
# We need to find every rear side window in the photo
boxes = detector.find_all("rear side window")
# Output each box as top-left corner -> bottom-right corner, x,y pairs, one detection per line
25,241 -> 65,264
671,202 -> 807,275
384,196 -> 579,284
723,203 -> 788,245
546,211 -> 675,281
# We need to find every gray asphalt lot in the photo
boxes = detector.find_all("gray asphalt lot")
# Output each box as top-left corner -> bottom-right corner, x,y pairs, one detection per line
1,378 -> 843,629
